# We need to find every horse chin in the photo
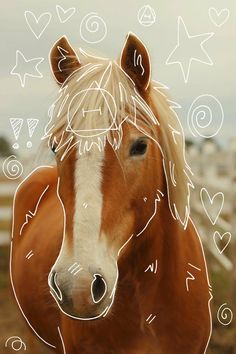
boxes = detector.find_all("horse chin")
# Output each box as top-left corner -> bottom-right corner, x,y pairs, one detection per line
52,293 -> 114,321
59,303 -> 112,321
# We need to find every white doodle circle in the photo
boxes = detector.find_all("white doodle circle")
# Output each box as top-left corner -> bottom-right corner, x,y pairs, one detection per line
13,143 -> 19,150
137,5 -> 156,27
5,336 -> 26,351
2,155 -> 23,180
217,303 -> 233,326
80,12 -> 107,44
187,94 -> 224,138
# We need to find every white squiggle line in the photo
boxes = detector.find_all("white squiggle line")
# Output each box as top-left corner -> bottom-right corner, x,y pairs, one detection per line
118,82 -> 128,103
169,161 -> 177,186
136,190 -> 164,238
134,49 -> 145,75
98,61 -> 112,88
144,259 -> 158,274
186,271 -> 195,292
10,165 -> 56,349
57,46 -> 69,72
188,263 -> 201,272
20,184 -> 50,235
118,234 -> 134,257
190,218 -> 213,354
57,327 -> 66,354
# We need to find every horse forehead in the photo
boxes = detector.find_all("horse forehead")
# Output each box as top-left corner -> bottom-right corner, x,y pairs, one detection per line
74,148 -> 105,190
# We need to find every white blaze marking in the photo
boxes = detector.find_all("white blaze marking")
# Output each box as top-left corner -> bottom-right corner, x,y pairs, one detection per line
73,148 -> 104,264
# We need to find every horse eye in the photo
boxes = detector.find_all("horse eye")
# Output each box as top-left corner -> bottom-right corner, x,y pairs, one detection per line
51,145 -> 56,154
130,139 -> 147,156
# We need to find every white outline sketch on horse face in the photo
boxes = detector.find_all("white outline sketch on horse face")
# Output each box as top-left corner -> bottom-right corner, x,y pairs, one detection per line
66,83 -> 118,138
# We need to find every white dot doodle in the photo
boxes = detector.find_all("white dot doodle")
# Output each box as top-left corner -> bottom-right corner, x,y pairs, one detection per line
137,5 -> 156,27
187,94 -> 224,138
2,155 -> 23,180
208,7 -> 230,28
24,10 -> 52,39
5,336 -> 26,351
213,231 -> 231,254
80,12 -> 107,44
56,5 -> 76,24
217,303 -> 233,326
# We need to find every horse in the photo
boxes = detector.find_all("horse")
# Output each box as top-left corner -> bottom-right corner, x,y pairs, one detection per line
11,33 -> 212,354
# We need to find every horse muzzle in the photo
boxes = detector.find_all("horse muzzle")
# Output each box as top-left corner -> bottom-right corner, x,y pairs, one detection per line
48,267 -> 116,320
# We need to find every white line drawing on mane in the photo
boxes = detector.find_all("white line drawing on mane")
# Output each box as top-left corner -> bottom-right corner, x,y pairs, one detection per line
42,36 -> 193,229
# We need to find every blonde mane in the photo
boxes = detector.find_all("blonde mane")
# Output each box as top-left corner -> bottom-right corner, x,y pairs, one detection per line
43,51 -> 193,228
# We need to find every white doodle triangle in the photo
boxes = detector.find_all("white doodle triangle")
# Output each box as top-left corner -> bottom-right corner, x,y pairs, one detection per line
10,118 -> 24,140
27,119 -> 39,138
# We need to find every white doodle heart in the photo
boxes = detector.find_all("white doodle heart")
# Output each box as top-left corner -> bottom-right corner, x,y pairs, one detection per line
213,231 -> 231,254
200,188 -> 224,225
24,11 -> 52,39
56,5 -> 76,24
208,7 -> 230,28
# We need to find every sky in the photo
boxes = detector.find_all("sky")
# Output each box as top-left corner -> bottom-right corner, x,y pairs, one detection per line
0,0 -> 235,154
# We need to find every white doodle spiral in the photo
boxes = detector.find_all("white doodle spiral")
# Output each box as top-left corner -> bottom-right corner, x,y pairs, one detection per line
5,336 -> 26,351
217,303 -> 233,326
187,94 -> 224,138
2,155 -> 23,180
80,12 -> 107,44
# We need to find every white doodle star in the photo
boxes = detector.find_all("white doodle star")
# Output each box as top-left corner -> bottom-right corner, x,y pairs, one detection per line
166,17 -> 214,83
11,50 -> 44,87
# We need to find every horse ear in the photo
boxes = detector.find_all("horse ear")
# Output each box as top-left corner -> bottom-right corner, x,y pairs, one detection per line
50,36 -> 81,85
120,33 -> 151,92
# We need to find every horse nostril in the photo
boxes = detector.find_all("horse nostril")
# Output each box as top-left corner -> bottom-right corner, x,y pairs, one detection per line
49,271 -> 63,301
91,274 -> 107,303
